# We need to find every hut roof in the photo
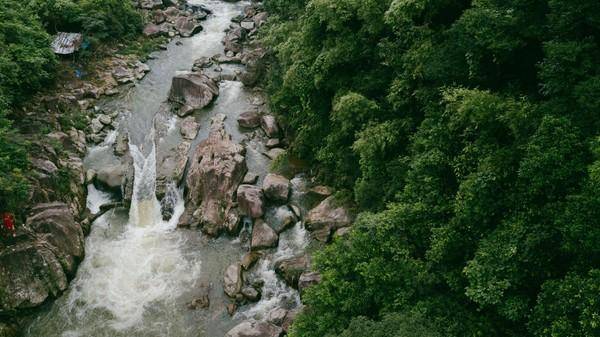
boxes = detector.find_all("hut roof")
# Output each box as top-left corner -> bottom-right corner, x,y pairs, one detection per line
51,32 -> 83,55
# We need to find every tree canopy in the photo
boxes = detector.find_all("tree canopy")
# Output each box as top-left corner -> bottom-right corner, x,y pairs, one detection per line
262,0 -> 600,336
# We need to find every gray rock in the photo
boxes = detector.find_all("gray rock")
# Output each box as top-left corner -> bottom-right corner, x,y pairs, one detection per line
251,220 -> 279,250
263,173 -> 290,203
260,115 -> 279,138
174,16 -> 203,37
225,320 -> 283,337
241,20 -> 255,30
237,184 -> 264,218
266,138 -> 280,148
237,110 -> 261,129
95,164 -> 126,192
224,263 -> 243,298
90,118 -> 105,134
264,148 -> 286,160
243,172 -> 259,185
305,196 -> 353,242
265,206 -> 297,234
31,158 -> 58,176
241,251 -> 261,270
140,0 -> 163,10
0,203 -> 83,314
241,286 -> 260,302
180,116 -> 199,140
156,141 -> 190,198
168,72 -> 219,117
274,255 -> 310,289
267,307 -> 288,326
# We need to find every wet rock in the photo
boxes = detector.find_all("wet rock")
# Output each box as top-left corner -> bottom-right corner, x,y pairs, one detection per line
0,203 -> 83,314
224,208 -> 242,235
237,184 -> 264,218
227,303 -> 237,316
192,56 -> 213,70
242,172 -> 259,185
174,16 -> 203,37
241,286 -> 261,302
263,173 -> 290,203
90,117 -> 105,134
183,114 -> 246,236
180,116 -> 199,140
282,309 -> 299,333
251,220 -> 279,250
267,307 -> 288,326
95,164 -> 126,192
224,263 -> 243,298
305,196 -> 353,242
168,71 -> 219,117
114,133 -> 128,156
241,251 -> 262,270
188,282 -> 211,309
274,255 -> 310,289
239,48 -> 267,87
225,320 -> 283,337
260,115 -> 280,138
265,206 -> 297,234
298,271 -> 322,295
156,141 -> 190,198
237,110 -> 261,129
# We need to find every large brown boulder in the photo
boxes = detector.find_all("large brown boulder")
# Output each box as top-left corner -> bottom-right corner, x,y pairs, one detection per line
225,320 -> 283,337
183,114 -> 246,236
0,203 -> 84,314
274,255 -> 310,289
251,220 -> 279,251
156,141 -> 190,199
168,72 -> 219,117
305,196 -> 353,242
263,173 -> 290,203
174,17 -> 203,37
237,184 -> 264,218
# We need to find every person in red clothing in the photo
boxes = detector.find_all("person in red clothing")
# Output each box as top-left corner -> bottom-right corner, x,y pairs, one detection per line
2,212 -> 16,238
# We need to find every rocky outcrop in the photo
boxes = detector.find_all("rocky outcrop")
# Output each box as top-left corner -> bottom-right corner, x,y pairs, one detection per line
237,110 -> 261,129
260,115 -> 280,138
274,255 -> 310,289
225,320 -> 283,337
237,184 -> 264,218
263,174 -> 290,203
157,141 -> 190,198
182,114 -> 246,236
174,17 -> 203,37
251,220 -> 279,250
223,262 -> 243,298
0,203 -> 83,314
168,72 -> 219,117
305,196 -> 353,242
264,206 -> 297,234
180,116 -> 199,140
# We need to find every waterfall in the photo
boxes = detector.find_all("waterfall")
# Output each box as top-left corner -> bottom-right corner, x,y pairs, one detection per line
128,140 -> 162,227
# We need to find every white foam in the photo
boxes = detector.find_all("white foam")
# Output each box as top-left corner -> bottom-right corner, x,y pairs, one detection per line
86,184 -> 115,214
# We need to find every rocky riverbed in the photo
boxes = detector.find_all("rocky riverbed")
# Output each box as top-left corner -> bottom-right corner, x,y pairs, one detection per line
0,1 -> 354,336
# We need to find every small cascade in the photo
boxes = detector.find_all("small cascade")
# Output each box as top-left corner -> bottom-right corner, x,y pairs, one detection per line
86,183 -> 115,214
129,140 -> 162,227
242,222 -> 309,318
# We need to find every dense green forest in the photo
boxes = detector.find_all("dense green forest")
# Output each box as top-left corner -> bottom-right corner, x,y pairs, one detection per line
0,0 -> 141,214
262,0 -> 600,336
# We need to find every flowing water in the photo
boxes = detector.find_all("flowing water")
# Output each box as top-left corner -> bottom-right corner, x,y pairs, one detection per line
24,1 -> 309,336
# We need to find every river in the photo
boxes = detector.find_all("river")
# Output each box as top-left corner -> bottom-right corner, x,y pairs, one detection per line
23,1 -> 307,336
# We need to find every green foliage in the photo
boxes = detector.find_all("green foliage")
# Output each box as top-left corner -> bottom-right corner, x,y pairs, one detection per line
0,0 -> 57,106
263,0 -> 600,336
0,101 -> 30,213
